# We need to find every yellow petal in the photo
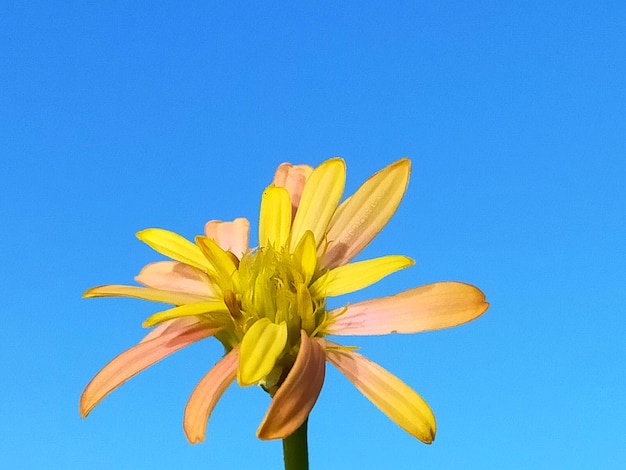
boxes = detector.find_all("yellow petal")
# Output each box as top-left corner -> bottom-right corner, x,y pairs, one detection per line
326,282 -> 489,336
135,261 -> 217,297
289,158 -> 346,253
292,230 -> 317,285
204,218 -> 250,258
322,159 -> 410,269
325,345 -> 436,443
258,186 -> 292,248
311,255 -> 414,297
257,331 -> 325,440
238,318 -> 288,386
137,228 -> 214,272
80,318 -> 217,418
195,236 -> 239,290
184,345 -> 239,444
83,285 -> 209,305
296,283 -> 315,333
142,301 -> 230,328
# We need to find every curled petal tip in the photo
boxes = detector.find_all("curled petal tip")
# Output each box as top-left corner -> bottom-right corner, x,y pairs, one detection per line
79,397 -> 91,418
184,431 -> 205,445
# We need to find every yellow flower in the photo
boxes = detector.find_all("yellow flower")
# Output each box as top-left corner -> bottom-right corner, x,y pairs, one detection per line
80,158 -> 488,445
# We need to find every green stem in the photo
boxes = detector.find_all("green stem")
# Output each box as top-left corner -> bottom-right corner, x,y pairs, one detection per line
282,418 -> 309,470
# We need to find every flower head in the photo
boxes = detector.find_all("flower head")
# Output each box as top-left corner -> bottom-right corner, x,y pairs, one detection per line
80,158 -> 488,444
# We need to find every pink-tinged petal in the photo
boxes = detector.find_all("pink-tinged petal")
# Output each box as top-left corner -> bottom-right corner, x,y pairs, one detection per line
325,346 -> 436,443
140,316 -> 220,344
322,158 -> 410,269
272,162 -> 314,218
204,218 -> 250,258
184,345 -> 240,444
135,261 -> 217,297
140,317 -> 198,343
257,331 -> 326,440
326,282 -> 489,336
80,318 -> 218,418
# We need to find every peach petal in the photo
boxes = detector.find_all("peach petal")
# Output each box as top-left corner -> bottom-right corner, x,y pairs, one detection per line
326,282 -> 489,336
256,331 -> 326,440
272,162 -> 314,219
135,261 -> 216,297
80,318 -> 217,418
204,218 -> 250,258
184,345 -> 240,444
325,346 -> 436,443
140,317 -> 196,343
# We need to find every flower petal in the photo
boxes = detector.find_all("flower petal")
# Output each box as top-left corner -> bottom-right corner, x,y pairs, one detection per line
83,284 -> 209,305
311,255 -> 414,298
326,282 -> 489,336
325,345 -> 436,443
139,318 -> 187,343
135,261 -> 217,297
272,162 -> 314,218
257,331 -> 326,440
322,159 -> 410,269
292,230 -> 317,285
137,228 -> 214,273
289,158 -> 346,252
258,186 -> 292,248
184,345 -> 240,444
238,318 -> 288,386
142,301 -> 230,328
80,318 -> 217,418
204,218 -> 250,258
195,236 -> 239,291
296,283 -> 315,333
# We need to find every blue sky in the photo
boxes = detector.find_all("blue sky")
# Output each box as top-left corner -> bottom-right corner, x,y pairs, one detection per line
2,1 -> 625,468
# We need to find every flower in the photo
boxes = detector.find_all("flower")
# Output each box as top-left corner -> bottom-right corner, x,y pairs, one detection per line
80,158 -> 488,445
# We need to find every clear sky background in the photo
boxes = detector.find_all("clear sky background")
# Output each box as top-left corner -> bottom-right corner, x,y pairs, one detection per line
2,2 -> 625,469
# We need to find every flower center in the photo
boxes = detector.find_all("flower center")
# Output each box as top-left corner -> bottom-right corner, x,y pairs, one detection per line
234,244 -> 326,340
215,241 -> 329,391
